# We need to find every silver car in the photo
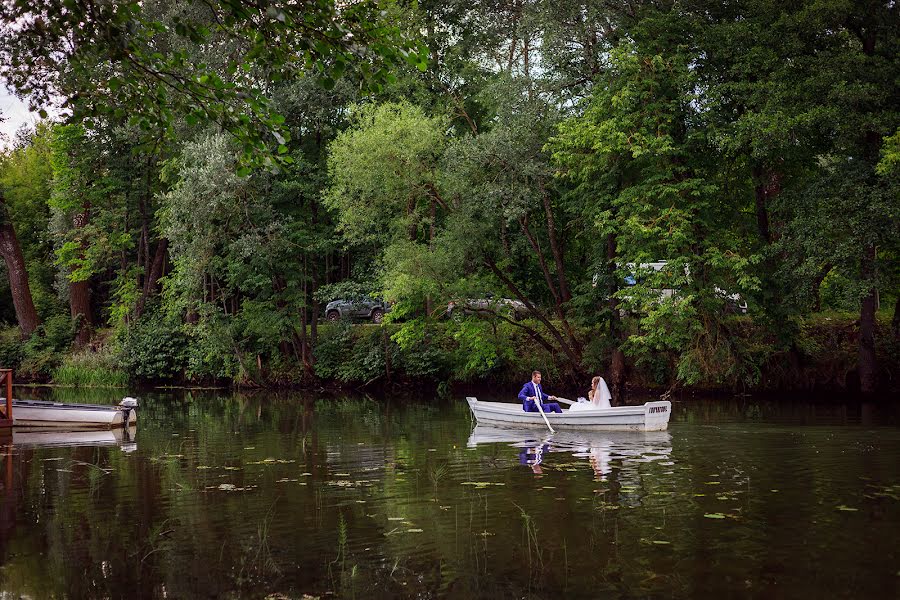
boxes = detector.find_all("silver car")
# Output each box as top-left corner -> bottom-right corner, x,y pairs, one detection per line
446,294 -> 529,321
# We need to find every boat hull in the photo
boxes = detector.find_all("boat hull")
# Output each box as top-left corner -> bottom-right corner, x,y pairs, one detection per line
7,399 -> 136,429
466,397 -> 671,431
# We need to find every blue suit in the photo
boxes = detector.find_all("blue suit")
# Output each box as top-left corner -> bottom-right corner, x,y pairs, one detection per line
517,381 -> 562,413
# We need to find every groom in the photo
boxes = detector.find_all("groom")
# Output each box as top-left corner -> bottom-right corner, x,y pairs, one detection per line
518,370 -> 562,413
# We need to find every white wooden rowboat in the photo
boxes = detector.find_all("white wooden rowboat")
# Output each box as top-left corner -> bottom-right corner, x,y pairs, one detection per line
2,398 -> 138,429
466,397 -> 671,431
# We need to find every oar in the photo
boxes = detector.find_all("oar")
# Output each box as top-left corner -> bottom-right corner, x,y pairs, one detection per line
534,397 -> 555,434
554,397 -> 578,406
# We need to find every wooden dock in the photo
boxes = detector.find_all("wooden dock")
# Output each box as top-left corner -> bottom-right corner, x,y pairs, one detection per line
0,369 -> 11,429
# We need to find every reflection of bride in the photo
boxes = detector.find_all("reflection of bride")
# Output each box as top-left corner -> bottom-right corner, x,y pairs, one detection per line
568,376 -> 612,411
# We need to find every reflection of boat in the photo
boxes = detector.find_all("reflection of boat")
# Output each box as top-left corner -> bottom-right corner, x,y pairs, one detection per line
468,425 -> 672,480
466,397 -> 671,431
10,426 -> 137,449
467,424 -> 671,450
1,398 -> 138,429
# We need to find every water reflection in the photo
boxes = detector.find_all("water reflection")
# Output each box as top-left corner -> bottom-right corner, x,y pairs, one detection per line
468,425 -> 672,482
0,392 -> 897,599
6,426 -> 137,450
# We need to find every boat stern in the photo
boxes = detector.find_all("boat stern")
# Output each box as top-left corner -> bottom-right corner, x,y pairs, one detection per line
466,397 -> 479,418
644,401 -> 672,431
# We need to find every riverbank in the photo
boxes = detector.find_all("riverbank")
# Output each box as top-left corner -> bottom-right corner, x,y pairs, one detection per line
2,311 -> 898,395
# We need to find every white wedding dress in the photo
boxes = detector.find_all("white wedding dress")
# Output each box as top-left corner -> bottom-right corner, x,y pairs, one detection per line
568,377 -> 613,411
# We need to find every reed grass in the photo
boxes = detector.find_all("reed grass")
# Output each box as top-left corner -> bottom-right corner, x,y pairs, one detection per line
51,349 -> 128,387
52,364 -> 128,387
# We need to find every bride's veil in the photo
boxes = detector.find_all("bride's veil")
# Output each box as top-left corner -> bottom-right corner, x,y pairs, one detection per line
596,377 -> 613,408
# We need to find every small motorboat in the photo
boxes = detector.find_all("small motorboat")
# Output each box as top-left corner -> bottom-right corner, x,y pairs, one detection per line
1,397 -> 138,429
466,397 -> 671,431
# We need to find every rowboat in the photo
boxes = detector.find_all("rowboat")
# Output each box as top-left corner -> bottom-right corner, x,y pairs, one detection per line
2,398 -> 138,429
465,397 -> 671,431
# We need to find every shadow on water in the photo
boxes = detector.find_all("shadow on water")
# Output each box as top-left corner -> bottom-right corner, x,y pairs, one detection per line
0,389 -> 898,598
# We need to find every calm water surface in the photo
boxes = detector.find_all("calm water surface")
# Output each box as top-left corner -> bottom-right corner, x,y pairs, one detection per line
0,389 -> 898,599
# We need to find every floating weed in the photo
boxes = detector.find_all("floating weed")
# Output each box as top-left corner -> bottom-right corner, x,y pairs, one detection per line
243,446 -> 255,450
224,466 -> 241,471
334,472 -> 351,477
407,529 -> 423,533
652,540 -> 670,545
836,505 -> 858,512
41,457 -> 64,462
150,453 -> 184,462
196,465 -> 211,470
704,513 -> 726,519
704,481 -> 722,485
387,517 -> 405,521
867,484 -> 900,501
209,483 -> 257,492
461,481 -> 505,489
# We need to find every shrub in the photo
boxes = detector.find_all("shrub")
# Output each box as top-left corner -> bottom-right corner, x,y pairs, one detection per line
17,314 -> 76,379
120,312 -> 188,381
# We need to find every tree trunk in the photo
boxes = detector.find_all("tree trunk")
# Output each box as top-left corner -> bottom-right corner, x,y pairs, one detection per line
811,263 -> 832,312
541,189 -> 571,303
858,243 -> 877,394
0,205 -> 40,338
891,295 -> 900,340
70,278 -> 92,347
70,207 -> 93,346
135,237 -> 168,317
607,233 -> 627,403
751,166 -> 779,244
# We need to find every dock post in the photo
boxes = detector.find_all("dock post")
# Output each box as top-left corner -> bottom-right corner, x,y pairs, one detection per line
0,369 -> 12,428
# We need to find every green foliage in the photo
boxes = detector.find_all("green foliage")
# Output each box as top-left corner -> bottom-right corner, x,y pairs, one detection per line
16,315 -> 77,379
1,0 -> 428,171
120,312 -> 188,381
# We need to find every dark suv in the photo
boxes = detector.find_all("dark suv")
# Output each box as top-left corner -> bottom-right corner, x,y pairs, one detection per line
325,297 -> 390,324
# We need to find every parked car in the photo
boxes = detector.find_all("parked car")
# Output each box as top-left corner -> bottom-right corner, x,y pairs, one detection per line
446,294 -> 529,321
598,261 -> 748,314
325,297 -> 390,324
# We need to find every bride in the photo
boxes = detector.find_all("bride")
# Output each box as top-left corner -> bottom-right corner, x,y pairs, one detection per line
568,376 -> 613,411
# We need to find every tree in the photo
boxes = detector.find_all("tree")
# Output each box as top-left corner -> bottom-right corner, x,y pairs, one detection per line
0,0 -> 428,169
0,192 -> 39,337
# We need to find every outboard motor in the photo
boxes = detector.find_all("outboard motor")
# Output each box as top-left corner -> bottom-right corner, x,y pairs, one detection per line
118,397 -> 139,427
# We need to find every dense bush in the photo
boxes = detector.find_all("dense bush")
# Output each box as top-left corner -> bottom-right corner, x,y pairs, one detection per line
16,314 -> 76,379
119,311 -> 188,381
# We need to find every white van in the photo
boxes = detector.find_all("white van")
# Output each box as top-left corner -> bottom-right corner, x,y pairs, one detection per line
595,261 -> 748,314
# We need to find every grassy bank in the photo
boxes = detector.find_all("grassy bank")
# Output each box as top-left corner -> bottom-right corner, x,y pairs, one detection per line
1,311 -> 897,394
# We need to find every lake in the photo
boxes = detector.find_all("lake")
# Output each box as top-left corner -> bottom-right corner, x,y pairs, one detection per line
1,389 -> 898,598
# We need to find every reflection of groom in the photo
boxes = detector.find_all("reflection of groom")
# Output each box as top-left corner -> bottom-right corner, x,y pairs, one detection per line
518,370 -> 562,413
